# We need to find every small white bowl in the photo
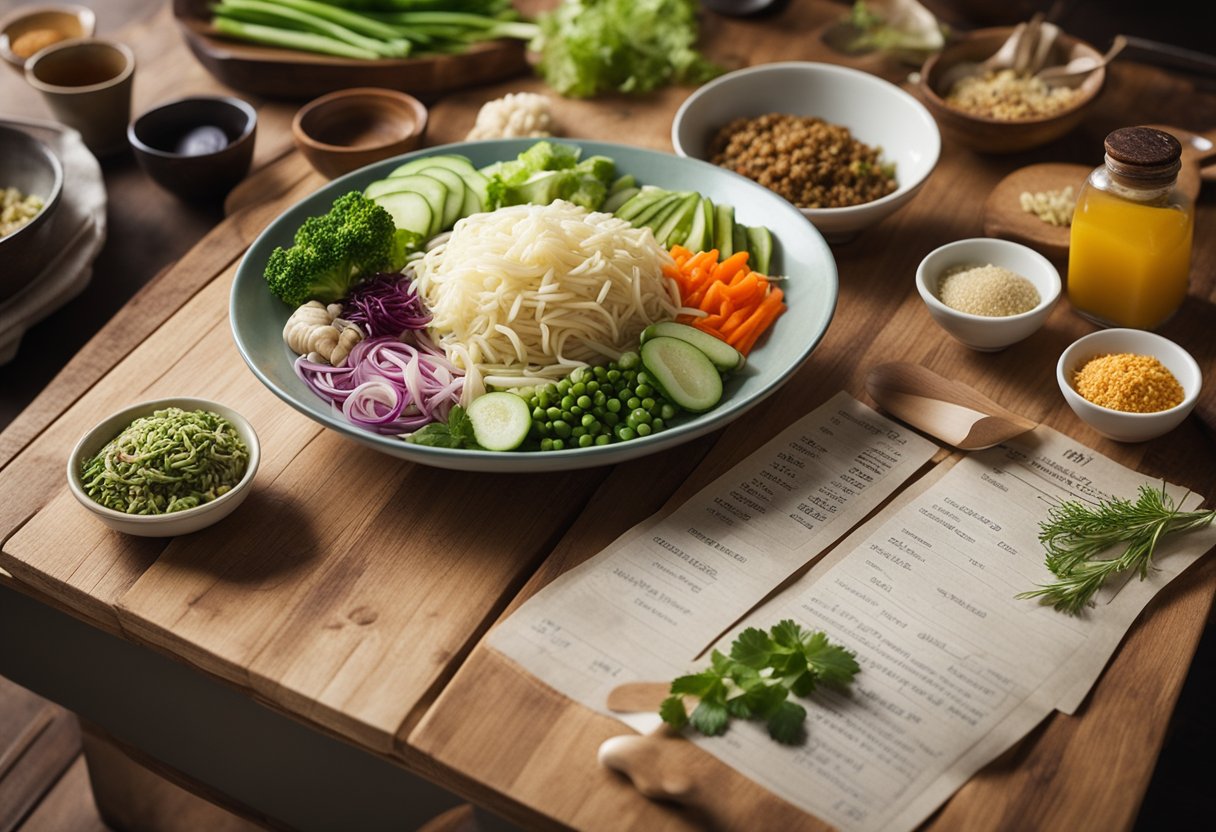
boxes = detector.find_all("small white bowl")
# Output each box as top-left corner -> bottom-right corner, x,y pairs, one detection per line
1057,329 -> 1201,442
916,238 -> 1061,351
671,61 -> 941,242
67,397 -> 260,536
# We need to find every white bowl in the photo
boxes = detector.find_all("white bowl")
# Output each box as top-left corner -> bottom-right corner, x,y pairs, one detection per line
916,238 -> 1061,351
1057,329 -> 1201,443
671,61 -> 941,242
66,397 -> 260,536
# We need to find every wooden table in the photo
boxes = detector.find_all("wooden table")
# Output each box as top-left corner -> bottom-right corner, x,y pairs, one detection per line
1,1 -> 1214,830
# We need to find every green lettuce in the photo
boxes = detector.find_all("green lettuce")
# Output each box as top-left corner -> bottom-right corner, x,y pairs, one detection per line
482,141 -> 616,211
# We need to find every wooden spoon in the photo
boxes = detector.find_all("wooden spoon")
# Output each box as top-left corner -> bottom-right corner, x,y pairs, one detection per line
1036,35 -> 1127,88
865,362 -> 1037,450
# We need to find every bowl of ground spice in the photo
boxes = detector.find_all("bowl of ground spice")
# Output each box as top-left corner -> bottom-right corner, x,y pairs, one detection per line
1057,329 -> 1201,442
919,27 -> 1105,153
916,237 -> 1060,351
0,5 -> 95,71
672,62 -> 940,241
67,397 -> 261,536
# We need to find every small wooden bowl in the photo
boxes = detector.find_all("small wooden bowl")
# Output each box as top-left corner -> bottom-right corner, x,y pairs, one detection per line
919,27 -> 1105,154
0,4 -> 95,71
292,87 -> 428,180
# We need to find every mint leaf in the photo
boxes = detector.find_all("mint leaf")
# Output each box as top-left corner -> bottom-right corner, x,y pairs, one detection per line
446,406 -> 479,447
771,619 -> 805,649
690,697 -> 729,736
729,682 -> 787,720
659,695 -> 688,730
405,422 -> 458,447
767,700 -> 807,745
789,670 -> 818,698
729,627 -> 773,668
670,669 -> 721,698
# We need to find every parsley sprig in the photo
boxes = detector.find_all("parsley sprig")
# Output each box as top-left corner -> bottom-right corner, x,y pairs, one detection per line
659,620 -> 859,745
1018,484 -> 1215,615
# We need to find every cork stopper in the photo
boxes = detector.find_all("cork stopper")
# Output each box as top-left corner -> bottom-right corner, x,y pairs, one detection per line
1103,127 -> 1182,185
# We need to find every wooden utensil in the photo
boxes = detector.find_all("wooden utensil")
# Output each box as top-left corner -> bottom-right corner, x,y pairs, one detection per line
983,162 -> 1088,261
1036,35 -> 1126,88
865,362 -> 1036,450
598,684 -> 833,832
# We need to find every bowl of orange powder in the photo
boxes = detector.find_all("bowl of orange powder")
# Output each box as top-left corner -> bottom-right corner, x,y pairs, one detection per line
1056,329 -> 1201,442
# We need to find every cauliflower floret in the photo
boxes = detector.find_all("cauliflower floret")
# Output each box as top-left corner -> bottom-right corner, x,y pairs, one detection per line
467,92 -> 554,140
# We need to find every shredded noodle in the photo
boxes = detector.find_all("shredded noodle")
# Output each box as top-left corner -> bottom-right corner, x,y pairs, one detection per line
411,200 -> 683,401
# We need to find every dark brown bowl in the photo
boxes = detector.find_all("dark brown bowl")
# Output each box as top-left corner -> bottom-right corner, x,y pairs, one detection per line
920,27 -> 1105,154
0,125 -> 64,300
292,87 -> 427,180
128,95 -> 257,201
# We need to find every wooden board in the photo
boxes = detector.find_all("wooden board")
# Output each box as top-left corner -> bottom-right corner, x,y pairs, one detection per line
173,0 -> 528,101
983,162 -> 1089,262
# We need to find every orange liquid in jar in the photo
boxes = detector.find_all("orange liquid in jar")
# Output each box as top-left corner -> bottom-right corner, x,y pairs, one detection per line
1067,185 -> 1193,330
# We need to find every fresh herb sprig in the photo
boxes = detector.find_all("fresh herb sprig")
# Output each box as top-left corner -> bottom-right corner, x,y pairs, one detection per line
660,620 -> 859,745
405,405 -> 480,448
1018,484 -> 1215,615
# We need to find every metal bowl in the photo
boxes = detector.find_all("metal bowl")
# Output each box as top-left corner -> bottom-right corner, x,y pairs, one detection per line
0,125 -> 64,301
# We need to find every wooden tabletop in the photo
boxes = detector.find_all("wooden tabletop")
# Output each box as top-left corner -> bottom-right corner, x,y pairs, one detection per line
1,1 -> 1214,830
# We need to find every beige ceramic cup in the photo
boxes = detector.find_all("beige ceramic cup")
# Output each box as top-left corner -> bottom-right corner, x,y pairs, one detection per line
25,37 -> 134,156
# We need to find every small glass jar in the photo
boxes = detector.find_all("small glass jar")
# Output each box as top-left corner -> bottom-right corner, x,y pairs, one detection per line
1067,127 -> 1194,330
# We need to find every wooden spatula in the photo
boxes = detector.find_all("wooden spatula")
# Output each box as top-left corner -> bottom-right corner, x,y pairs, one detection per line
866,362 -> 1037,450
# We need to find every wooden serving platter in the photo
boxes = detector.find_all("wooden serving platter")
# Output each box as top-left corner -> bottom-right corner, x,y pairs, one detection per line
172,0 -> 529,101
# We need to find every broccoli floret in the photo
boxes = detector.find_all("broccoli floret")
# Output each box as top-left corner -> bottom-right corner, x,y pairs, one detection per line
264,191 -> 414,306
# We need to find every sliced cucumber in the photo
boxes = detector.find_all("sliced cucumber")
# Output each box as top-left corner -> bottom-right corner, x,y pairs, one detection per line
608,174 -> 637,195
365,174 -> 447,236
458,168 -> 490,214
603,186 -> 640,214
389,154 -> 476,179
732,222 -> 748,262
655,193 -> 700,247
714,203 -> 735,257
614,187 -> 667,221
415,167 -> 466,229
682,197 -> 713,252
466,392 -> 531,451
631,192 -> 682,227
643,192 -> 686,233
746,225 -> 774,274
640,337 -> 724,413
641,321 -> 744,372
373,191 -> 433,237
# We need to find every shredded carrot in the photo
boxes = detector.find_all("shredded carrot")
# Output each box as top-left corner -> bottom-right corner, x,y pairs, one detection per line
667,247 -> 786,356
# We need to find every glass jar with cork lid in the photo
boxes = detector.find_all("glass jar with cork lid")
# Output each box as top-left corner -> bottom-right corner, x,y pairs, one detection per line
1067,126 -> 1194,330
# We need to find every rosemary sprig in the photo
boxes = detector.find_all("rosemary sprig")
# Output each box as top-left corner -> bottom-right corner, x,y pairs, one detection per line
1018,484 -> 1215,615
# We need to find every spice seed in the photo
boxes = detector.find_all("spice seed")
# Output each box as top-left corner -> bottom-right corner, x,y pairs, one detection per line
1073,353 -> 1184,413
936,264 -> 1040,317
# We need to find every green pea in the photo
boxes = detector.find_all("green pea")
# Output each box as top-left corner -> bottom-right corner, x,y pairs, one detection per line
576,395 -> 592,409
603,412 -> 621,427
636,383 -> 653,398
593,391 -> 607,407
616,425 -> 636,441
551,438 -> 565,450
533,419 -> 548,436
595,434 -> 611,446
572,426 -> 586,438
557,379 -> 571,394
661,404 -> 678,420
631,408 -> 651,424
607,369 -> 621,383
652,417 -> 665,431
572,382 -> 587,396
618,351 -> 639,370
560,394 -> 575,410
540,438 -> 554,451
626,397 -> 641,410
593,366 -> 608,380
578,434 -> 594,448
641,397 -> 657,412
606,398 -> 622,413
586,380 -> 600,393
636,422 -> 652,437
553,421 -> 572,439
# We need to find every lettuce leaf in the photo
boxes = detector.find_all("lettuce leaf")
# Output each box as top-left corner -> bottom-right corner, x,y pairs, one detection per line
482,140 -> 616,211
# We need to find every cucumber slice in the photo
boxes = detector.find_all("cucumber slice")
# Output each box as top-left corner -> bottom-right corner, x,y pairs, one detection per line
609,174 -> 637,195
415,167 -> 466,229
373,191 -> 433,237
682,197 -> 712,252
603,186 -> 640,214
655,193 -> 700,247
714,204 -> 735,257
641,321 -> 744,372
746,225 -> 774,274
389,154 -> 476,179
732,223 -> 748,261
466,392 -> 531,451
614,186 -> 667,221
364,174 -> 447,236
640,336 -> 724,413
631,193 -> 682,227
458,168 -> 490,213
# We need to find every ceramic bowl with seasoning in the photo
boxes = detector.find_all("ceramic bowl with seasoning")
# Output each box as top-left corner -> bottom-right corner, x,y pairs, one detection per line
0,5 -> 95,71
292,87 -> 428,180
0,125 -> 64,301
1056,329 -> 1201,443
919,27 -> 1105,154
66,397 -> 261,537
128,96 -> 258,201
671,61 -> 940,242
916,237 -> 1061,351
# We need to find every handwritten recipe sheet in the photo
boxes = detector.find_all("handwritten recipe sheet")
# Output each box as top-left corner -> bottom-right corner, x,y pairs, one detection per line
490,393 -> 1215,831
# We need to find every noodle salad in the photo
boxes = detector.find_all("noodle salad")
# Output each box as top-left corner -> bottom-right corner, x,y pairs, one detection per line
264,141 -> 787,452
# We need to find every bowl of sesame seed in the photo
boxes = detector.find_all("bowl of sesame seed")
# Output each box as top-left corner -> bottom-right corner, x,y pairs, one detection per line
919,27 -> 1106,154
916,237 -> 1060,351
1057,329 -> 1201,442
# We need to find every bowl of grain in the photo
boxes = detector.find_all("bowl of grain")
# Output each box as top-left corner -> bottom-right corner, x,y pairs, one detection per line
919,27 -> 1105,154
916,237 -> 1060,351
1057,329 -> 1201,442
671,62 -> 940,243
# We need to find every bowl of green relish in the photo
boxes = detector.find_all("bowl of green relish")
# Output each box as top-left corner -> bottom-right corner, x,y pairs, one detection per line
66,397 -> 260,536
